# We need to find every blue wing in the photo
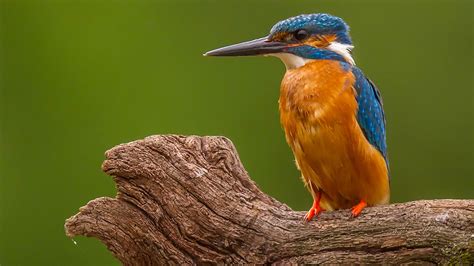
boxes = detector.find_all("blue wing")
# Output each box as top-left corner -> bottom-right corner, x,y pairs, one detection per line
352,67 -> 389,169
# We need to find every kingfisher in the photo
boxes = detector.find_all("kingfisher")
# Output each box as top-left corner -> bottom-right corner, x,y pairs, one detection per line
204,13 -> 389,220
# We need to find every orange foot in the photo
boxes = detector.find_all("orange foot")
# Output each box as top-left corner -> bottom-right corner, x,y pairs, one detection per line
351,200 -> 367,217
304,192 -> 325,222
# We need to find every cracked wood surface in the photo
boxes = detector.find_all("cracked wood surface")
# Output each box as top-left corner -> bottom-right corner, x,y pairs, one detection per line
65,135 -> 474,265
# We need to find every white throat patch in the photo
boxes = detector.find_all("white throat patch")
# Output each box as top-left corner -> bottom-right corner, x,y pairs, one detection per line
268,53 -> 314,70
268,42 -> 355,70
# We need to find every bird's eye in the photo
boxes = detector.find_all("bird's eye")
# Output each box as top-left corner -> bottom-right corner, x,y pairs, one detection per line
294,29 -> 309,41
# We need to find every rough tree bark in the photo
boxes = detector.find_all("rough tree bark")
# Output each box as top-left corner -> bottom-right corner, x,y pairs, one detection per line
65,135 -> 474,265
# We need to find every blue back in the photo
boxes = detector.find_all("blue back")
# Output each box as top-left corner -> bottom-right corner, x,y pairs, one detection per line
352,67 -> 389,171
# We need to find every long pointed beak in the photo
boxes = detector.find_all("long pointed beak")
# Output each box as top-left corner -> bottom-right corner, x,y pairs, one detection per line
204,36 -> 287,57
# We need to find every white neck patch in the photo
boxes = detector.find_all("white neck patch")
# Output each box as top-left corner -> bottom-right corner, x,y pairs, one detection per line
327,42 -> 355,65
268,42 -> 355,70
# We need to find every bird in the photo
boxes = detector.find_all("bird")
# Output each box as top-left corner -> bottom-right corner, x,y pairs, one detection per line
204,13 -> 389,220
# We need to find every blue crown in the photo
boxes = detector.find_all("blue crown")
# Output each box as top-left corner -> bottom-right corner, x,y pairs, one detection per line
270,13 -> 352,45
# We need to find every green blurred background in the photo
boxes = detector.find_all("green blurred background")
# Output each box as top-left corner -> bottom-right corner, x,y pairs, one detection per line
0,0 -> 472,264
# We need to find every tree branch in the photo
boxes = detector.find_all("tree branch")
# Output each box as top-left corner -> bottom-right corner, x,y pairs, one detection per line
65,135 -> 474,264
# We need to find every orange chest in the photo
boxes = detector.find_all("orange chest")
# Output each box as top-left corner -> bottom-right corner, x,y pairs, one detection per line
279,60 -> 357,140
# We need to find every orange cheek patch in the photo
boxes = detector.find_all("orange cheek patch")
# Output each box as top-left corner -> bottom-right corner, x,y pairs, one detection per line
304,34 -> 337,48
271,32 -> 291,42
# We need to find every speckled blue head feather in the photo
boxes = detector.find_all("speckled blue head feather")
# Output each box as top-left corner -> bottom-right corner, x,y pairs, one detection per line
270,13 -> 352,45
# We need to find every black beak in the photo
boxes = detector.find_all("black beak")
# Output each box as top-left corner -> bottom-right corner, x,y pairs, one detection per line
204,36 -> 287,57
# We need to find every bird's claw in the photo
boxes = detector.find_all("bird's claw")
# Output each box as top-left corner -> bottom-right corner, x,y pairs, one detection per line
350,200 -> 367,217
304,205 -> 324,222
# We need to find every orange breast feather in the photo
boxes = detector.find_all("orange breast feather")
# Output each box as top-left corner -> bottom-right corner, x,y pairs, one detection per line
279,60 -> 389,210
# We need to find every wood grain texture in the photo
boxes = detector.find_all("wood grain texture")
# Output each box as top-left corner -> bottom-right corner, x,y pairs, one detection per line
65,135 -> 474,265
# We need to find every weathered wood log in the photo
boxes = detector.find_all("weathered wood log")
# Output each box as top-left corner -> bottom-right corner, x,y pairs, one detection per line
65,135 -> 474,265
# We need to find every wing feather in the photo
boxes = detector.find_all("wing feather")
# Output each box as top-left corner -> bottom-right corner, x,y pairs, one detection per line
352,67 -> 389,170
